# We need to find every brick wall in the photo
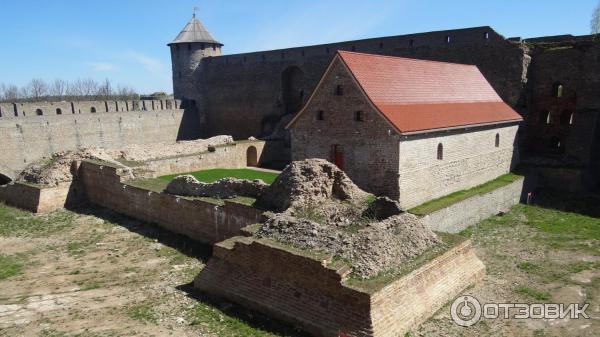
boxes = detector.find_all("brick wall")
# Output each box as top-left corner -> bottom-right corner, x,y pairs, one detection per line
0,182 -> 72,213
290,58 -> 401,198
420,177 -> 524,233
79,161 -> 264,244
195,236 -> 485,337
398,124 -> 520,209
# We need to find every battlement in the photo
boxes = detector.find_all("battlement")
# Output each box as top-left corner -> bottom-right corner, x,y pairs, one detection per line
0,99 -> 182,119
202,26 -> 511,66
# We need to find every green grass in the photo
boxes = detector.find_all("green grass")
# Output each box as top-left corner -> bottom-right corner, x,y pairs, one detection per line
409,173 -> 523,216
0,254 -> 23,281
127,304 -> 158,324
0,202 -> 76,237
159,168 -> 279,185
515,286 -> 551,301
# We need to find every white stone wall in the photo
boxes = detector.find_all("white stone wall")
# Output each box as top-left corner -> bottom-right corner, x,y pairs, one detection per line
398,124 -> 520,209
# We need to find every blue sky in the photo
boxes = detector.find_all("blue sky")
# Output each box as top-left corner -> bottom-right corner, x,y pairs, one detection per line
0,0 -> 597,94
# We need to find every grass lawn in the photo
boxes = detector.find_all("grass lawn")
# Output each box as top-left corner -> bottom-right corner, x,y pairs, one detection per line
409,173 -> 523,215
159,168 -> 280,185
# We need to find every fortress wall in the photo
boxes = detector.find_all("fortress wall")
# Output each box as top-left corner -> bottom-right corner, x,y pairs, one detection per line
0,108 -> 187,176
197,26 -> 530,140
526,42 -> 600,165
80,162 -> 264,244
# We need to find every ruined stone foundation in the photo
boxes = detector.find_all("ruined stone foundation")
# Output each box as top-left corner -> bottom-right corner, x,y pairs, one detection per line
195,236 -> 486,337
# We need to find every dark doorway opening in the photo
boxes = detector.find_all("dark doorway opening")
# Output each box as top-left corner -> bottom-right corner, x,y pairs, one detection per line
282,66 -> 304,115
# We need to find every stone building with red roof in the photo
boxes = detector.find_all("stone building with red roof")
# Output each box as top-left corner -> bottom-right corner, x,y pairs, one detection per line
287,51 -> 523,208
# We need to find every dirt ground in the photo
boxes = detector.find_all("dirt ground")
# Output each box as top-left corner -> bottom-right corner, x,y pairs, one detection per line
0,194 -> 598,336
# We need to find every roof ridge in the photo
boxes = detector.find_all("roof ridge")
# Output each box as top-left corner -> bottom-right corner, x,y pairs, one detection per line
337,50 -> 476,68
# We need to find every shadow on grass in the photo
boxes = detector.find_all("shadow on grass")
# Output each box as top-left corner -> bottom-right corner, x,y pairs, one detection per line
532,189 -> 600,219
70,205 -> 213,263
176,282 -> 311,337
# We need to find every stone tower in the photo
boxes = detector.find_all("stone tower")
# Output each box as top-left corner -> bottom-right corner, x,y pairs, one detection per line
168,14 -> 223,100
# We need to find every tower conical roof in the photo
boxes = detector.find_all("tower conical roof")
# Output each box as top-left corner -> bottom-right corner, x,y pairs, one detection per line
169,15 -> 223,46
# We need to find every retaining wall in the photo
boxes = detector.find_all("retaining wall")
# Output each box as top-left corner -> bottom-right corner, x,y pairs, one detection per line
420,177 -> 524,233
79,161 -> 264,244
195,236 -> 485,337
144,141 -> 267,177
0,182 -> 73,213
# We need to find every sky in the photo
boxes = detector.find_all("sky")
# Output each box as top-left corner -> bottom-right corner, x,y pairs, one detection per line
0,0 -> 598,94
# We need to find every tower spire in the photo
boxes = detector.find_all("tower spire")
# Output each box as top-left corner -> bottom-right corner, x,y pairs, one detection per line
193,6 -> 199,18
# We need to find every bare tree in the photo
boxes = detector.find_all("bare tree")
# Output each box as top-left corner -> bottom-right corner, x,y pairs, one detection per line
26,78 -> 48,101
3,85 -> 20,101
593,1 -> 600,34
49,79 -> 68,98
97,79 -> 113,98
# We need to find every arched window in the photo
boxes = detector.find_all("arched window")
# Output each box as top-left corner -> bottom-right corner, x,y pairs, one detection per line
437,143 -> 444,160
56,108 -> 62,115
90,107 -> 97,113
553,83 -> 564,98
495,133 -> 500,147
550,136 -> 564,152
445,35 -> 451,43
36,109 -> 43,116
409,39 -> 414,47
560,110 -> 574,126
539,110 -> 551,125
484,32 -> 490,40
335,85 -> 344,96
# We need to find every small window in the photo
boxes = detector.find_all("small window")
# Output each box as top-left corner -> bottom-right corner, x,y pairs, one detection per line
326,47 -> 330,54
212,45 -> 216,51
445,35 -> 451,43
437,143 -> 444,160
355,111 -> 364,122
554,83 -> 564,98
301,49 -> 305,57
409,39 -> 414,47
36,109 -> 43,116
188,44 -> 191,51
484,32 -> 490,40
550,136 -> 563,151
56,108 -> 62,115
201,44 -> 205,50
495,133 -> 500,147
316,110 -> 324,121
539,110 -> 551,125
243,56 -> 247,63
335,85 -> 344,96
560,110 -> 574,126
379,42 -> 384,49
91,107 -> 97,113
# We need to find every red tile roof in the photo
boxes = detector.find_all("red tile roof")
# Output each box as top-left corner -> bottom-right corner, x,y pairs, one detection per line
337,51 -> 522,133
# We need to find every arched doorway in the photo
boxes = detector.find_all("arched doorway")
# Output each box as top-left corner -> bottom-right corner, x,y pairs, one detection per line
282,66 -> 304,115
246,146 -> 258,167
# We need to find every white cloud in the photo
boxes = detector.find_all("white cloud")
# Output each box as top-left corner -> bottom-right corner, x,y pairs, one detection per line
89,62 -> 116,71
123,50 -> 166,74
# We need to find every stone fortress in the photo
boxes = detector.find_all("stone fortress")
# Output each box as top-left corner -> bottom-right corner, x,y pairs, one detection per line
169,16 -> 600,193
0,13 -> 597,337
